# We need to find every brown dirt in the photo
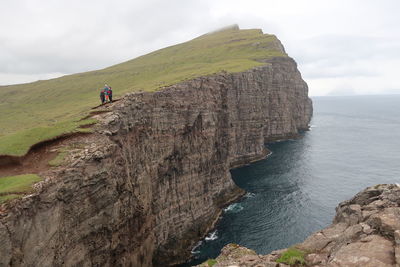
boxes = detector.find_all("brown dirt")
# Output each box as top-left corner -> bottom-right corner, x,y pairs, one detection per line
0,132 -> 92,178
0,99 -> 120,178
91,98 -> 121,110
79,98 -> 120,121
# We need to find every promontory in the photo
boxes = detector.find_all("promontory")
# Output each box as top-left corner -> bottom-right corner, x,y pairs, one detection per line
0,25 -> 312,266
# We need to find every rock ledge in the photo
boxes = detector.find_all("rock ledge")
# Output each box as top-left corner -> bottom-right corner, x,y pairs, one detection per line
198,184 -> 400,267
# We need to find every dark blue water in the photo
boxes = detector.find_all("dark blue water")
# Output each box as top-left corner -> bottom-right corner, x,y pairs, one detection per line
185,95 -> 400,266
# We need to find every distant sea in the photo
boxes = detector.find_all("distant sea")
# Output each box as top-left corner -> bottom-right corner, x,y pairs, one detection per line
184,95 -> 400,266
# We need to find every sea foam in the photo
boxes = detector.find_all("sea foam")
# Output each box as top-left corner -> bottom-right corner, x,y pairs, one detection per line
224,203 -> 244,213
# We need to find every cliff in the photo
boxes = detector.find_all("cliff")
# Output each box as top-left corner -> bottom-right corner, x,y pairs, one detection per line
201,184 -> 400,267
0,56 -> 312,266
0,26 -> 288,157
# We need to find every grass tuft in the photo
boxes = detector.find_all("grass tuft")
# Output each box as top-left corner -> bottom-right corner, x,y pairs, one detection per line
206,259 -> 218,267
0,174 -> 42,194
0,174 -> 42,203
276,248 -> 306,265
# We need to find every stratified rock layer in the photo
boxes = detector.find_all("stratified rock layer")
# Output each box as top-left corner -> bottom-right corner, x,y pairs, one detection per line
202,184 -> 400,267
0,57 -> 312,267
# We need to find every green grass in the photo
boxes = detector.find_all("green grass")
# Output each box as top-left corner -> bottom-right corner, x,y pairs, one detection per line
276,248 -> 306,265
48,149 -> 69,167
0,118 -> 96,156
0,26 -> 286,156
206,259 -> 217,267
0,194 -> 21,203
0,174 -> 42,204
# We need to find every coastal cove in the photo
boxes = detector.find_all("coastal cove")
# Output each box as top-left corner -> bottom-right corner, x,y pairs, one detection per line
186,94 -> 400,266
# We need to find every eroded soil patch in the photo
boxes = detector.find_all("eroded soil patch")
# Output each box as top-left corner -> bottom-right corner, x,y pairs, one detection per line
0,133 -> 92,178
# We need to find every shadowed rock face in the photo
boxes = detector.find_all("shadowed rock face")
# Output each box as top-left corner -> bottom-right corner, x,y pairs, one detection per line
0,57 -> 312,267
203,184 -> 400,267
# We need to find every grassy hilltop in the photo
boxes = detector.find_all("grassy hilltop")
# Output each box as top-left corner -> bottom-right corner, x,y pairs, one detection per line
0,26 -> 286,156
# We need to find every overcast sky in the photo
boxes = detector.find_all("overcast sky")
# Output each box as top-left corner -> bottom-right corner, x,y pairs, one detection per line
1,0 -> 399,96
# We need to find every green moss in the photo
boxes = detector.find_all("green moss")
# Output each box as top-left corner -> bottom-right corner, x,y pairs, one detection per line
276,248 -> 306,265
0,27 -> 285,156
206,259 -> 217,267
0,174 -> 42,195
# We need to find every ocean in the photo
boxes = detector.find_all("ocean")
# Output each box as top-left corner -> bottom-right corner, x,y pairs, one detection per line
185,95 -> 400,266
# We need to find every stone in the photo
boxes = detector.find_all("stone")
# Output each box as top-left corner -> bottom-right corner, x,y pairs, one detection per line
368,208 -> 400,238
395,246 -> 400,266
322,223 -> 348,239
334,204 -> 363,226
341,224 -> 363,241
369,199 -> 386,208
298,232 -> 332,252
394,230 -> 400,245
306,253 -> 328,265
327,235 -> 394,266
361,222 -> 374,234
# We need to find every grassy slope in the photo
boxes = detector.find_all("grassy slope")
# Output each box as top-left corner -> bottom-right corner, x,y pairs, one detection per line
0,118 -> 95,156
0,26 -> 286,156
0,174 -> 42,203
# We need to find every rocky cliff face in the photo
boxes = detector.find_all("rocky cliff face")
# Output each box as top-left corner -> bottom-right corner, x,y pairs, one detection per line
202,184 -> 400,267
0,57 -> 312,267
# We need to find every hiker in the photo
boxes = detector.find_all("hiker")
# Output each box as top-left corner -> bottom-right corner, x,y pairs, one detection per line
103,84 -> 111,102
99,84 -> 113,104
100,88 -> 105,104
108,86 -> 113,102
104,88 -> 109,102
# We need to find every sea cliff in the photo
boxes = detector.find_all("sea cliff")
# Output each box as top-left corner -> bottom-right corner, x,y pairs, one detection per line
0,56 -> 312,266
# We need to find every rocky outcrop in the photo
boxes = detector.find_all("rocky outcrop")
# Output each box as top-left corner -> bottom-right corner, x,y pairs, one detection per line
0,56 -> 312,267
203,184 -> 400,267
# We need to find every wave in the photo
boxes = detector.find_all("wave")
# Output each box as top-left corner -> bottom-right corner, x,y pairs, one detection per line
205,230 -> 218,241
245,192 -> 256,198
191,241 -> 203,254
224,203 -> 244,213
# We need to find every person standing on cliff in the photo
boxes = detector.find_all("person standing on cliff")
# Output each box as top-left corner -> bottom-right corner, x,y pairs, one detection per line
99,84 -> 113,104
100,87 -> 105,104
107,86 -> 113,102
104,84 -> 110,102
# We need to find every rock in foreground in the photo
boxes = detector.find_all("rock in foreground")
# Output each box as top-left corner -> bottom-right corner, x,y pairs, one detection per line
199,184 -> 400,267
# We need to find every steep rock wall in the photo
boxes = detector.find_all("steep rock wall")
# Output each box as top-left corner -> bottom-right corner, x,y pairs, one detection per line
0,57 -> 312,267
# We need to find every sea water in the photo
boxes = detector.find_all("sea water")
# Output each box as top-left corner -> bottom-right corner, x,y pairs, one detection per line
184,95 -> 400,266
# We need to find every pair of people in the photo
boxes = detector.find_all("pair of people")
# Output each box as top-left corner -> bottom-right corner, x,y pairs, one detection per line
100,84 -> 113,104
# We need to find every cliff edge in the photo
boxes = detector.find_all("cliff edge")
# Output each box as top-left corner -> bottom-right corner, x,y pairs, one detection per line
0,32 -> 312,266
200,184 -> 400,267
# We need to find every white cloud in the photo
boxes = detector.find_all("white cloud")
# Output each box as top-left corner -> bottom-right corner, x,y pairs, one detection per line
0,0 -> 399,95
